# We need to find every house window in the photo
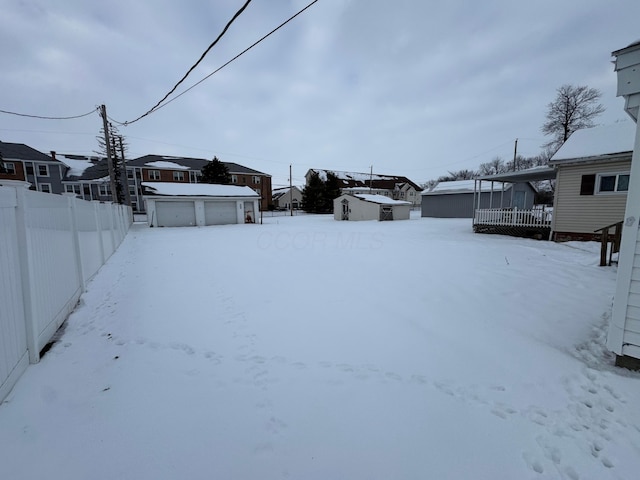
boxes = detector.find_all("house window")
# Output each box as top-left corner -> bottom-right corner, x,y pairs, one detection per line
3,162 -> 16,175
231,175 -> 238,184
253,176 -> 261,184
127,169 -> 134,179
83,185 -> 91,195
26,164 -> 34,175
65,184 -> 81,195
39,183 -> 51,193
254,188 -> 261,195
149,170 -> 161,180
597,172 -> 630,194
129,185 -> 137,195
99,184 -> 111,196
173,171 -> 185,181
38,164 -> 49,177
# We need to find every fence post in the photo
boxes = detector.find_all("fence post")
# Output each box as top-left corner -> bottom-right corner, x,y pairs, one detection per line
94,201 -> 105,264
67,195 -> 86,291
13,185 -> 40,363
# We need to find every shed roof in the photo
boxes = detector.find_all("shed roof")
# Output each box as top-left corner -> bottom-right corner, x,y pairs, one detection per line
142,182 -> 259,197
349,193 -> 411,205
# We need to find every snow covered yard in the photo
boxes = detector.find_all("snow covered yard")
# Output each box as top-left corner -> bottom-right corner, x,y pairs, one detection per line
2,213 -> 640,480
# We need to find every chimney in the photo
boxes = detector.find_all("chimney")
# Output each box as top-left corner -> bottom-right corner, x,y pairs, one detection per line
50,150 -> 57,161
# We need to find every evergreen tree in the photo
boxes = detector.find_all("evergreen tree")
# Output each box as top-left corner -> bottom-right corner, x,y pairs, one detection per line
322,171 -> 342,213
302,172 -> 325,213
96,122 -> 128,204
201,156 -> 231,184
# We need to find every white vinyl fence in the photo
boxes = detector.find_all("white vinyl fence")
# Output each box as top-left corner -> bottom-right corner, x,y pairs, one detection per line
0,182 -> 131,402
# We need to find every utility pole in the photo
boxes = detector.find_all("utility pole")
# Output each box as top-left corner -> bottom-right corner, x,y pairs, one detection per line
513,138 -> 518,172
289,164 -> 293,217
100,104 -> 119,203
118,136 -> 131,206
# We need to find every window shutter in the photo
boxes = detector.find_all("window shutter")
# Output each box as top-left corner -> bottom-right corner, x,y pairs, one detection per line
580,174 -> 596,195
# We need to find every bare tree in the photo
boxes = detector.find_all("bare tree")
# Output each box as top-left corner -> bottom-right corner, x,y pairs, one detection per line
478,156 -> 506,176
542,84 -> 605,152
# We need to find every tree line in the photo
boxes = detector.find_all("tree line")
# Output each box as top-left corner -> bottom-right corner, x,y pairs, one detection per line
423,84 -> 606,197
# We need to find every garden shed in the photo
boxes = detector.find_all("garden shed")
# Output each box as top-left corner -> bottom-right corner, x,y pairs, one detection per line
422,179 -> 536,218
143,182 -> 260,227
333,193 -> 411,221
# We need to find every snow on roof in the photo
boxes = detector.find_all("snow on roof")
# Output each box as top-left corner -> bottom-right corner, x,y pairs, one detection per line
314,169 -> 399,183
551,122 -> 636,161
424,179 -> 512,195
145,160 -> 190,170
352,194 -> 411,205
60,157 -> 95,177
142,182 -> 259,197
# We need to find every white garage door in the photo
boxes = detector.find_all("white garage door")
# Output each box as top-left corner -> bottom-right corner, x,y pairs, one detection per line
204,201 -> 237,225
156,201 -> 196,227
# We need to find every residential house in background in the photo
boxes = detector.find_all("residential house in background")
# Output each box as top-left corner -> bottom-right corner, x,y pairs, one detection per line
305,169 -> 422,207
0,142 -> 66,193
549,122 -> 636,241
57,154 -> 272,212
272,186 -> 303,210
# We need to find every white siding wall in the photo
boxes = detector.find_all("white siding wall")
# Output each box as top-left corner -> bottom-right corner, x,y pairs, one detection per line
552,159 -> 631,235
0,184 -> 131,402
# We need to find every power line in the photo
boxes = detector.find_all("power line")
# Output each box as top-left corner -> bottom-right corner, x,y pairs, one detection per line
121,0 -> 320,126
121,0 -> 253,126
0,107 -> 98,120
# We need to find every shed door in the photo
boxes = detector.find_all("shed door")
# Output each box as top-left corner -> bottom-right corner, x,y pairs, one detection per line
514,191 -> 525,210
204,201 -> 237,225
156,201 -> 196,227
380,206 -> 393,221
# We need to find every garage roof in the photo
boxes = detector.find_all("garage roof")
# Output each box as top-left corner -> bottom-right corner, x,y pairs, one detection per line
142,182 -> 259,197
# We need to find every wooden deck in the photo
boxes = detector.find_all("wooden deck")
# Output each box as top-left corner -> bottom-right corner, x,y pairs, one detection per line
473,208 -> 552,239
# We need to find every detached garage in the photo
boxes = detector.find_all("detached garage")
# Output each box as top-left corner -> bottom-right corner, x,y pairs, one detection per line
333,193 -> 411,221
143,182 -> 260,227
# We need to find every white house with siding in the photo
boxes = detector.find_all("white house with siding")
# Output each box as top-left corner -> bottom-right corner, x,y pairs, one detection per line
607,40 -> 640,368
548,122 -> 636,241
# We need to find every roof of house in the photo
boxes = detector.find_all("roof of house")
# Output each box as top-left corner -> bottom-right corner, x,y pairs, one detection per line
129,155 -> 269,176
58,154 -> 103,178
272,186 -> 302,200
342,193 -> 411,205
142,182 -> 259,197
0,141 -> 54,162
307,169 -> 421,191
423,179 -> 513,195
550,122 -> 636,163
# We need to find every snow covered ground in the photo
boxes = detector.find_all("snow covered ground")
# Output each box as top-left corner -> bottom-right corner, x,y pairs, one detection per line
2,212 -> 640,480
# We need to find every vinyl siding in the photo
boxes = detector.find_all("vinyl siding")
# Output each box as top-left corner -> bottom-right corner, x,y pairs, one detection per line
553,159 -> 631,235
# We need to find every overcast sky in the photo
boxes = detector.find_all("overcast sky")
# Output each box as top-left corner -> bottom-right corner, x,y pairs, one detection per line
1,0 -> 639,188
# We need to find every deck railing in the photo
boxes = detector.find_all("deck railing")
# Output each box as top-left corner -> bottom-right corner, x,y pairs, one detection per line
474,207 -> 552,228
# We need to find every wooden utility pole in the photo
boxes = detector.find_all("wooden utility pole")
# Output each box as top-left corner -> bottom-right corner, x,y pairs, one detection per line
118,136 -> 131,206
289,164 -> 293,217
513,138 -> 518,172
369,165 -> 373,193
100,104 -> 119,203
